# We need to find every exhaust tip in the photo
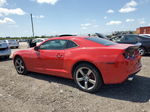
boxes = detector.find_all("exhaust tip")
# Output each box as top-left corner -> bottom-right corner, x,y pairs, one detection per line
128,77 -> 134,81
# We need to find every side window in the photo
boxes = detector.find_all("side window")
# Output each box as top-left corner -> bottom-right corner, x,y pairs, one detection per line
120,36 -> 125,41
39,40 -> 67,50
124,35 -> 130,41
125,35 -> 138,42
66,40 -> 78,49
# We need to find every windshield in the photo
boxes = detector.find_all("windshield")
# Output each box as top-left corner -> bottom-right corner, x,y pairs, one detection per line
86,37 -> 117,46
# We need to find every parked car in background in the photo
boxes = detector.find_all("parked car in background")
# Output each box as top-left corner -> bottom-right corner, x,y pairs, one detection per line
19,39 -> 28,42
13,36 -> 141,92
0,40 -> 11,59
5,40 -> 19,48
32,38 -> 48,46
111,35 -> 122,42
139,34 -> 150,37
116,34 -> 150,55
94,33 -> 109,40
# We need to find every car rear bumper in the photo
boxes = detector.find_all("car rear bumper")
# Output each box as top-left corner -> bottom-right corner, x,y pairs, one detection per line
98,56 -> 142,84
127,70 -> 140,81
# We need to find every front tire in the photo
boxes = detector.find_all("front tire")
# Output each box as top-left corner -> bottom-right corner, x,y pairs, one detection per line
73,63 -> 103,93
14,57 -> 28,75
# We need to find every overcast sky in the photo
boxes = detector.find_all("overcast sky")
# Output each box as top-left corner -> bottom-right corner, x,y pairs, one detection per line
0,0 -> 150,37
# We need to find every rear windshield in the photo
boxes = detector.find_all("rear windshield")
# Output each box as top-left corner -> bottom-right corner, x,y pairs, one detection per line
86,37 -> 117,46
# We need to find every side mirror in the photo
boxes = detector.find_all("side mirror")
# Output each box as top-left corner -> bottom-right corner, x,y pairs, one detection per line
34,46 -> 39,51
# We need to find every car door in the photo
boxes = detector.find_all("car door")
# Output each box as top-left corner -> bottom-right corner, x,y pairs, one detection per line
36,39 -> 67,76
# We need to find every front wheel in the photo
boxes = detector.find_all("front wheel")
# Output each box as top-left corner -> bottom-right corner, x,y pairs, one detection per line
14,57 -> 28,75
73,63 -> 103,93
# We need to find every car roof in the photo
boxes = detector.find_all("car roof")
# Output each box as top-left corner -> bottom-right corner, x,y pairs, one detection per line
139,34 -> 150,36
47,36 -> 88,41
124,34 -> 138,36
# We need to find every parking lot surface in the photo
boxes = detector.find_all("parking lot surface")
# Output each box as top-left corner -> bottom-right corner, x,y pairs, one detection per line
0,42 -> 150,112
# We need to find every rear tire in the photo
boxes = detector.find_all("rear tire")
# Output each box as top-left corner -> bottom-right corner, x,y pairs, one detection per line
14,57 -> 28,75
73,63 -> 103,93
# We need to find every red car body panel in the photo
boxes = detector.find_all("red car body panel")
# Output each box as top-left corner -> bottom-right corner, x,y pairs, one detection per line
13,36 -> 142,84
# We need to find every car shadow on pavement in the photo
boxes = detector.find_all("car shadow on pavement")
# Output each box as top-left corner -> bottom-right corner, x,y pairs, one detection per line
143,55 -> 150,57
26,72 -> 150,103
97,75 -> 150,103
0,58 -> 12,62
27,72 -> 76,89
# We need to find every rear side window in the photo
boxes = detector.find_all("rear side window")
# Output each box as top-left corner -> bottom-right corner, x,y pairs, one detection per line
125,36 -> 138,42
66,40 -> 78,49
86,37 -> 117,46
124,35 -> 138,41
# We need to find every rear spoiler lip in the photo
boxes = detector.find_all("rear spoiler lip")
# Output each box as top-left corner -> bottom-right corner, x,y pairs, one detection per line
125,43 -> 142,50
125,43 -> 141,51
134,42 -> 142,47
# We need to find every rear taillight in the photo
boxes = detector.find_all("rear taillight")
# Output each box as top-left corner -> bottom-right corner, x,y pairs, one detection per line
123,52 -> 130,59
123,52 -> 136,59
123,46 -> 140,59
134,49 -> 140,56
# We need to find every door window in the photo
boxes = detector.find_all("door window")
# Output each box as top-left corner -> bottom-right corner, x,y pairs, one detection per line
124,35 -> 138,42
65,40 -> 78,49
39,40 -> 67,50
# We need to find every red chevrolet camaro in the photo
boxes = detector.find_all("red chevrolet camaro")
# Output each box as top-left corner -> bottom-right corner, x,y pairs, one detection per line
13,36 -> 142,92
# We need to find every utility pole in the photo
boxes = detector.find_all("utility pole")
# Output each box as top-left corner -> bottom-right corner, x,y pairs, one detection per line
30,13 -> 35,37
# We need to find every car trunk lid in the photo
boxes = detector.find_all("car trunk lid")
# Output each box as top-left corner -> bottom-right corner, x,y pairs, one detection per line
109,43 -> 141,59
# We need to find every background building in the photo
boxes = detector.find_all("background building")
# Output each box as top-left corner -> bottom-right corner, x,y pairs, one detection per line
136,26 -> 150,34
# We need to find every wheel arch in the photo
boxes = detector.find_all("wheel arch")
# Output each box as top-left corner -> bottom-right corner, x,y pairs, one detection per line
13,54 -> 28,75
14,55 -> 22,61
71,61 -> 104,83
13,55 -> 25,65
